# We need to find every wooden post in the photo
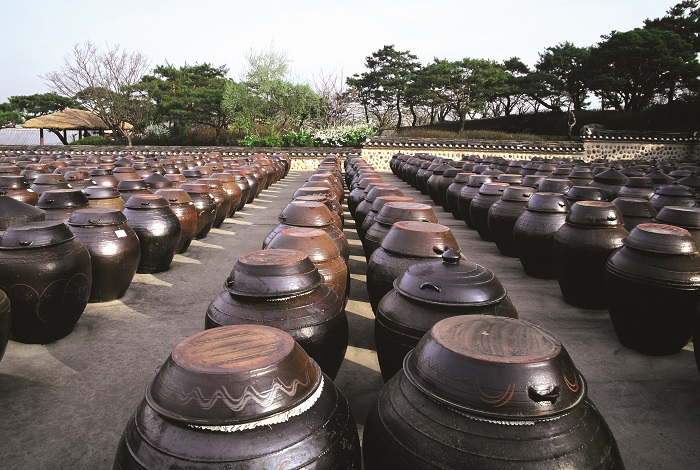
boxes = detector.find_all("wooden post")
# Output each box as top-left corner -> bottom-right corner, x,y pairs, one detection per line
39,128 -> 44,146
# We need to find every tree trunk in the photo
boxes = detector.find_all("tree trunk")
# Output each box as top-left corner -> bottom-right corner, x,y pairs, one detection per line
395,95 -> 402,130
410,105 -> 417,127
50,129 -> 68,145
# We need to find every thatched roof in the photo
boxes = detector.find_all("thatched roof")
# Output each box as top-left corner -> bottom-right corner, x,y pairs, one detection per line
22,108 -> 110,130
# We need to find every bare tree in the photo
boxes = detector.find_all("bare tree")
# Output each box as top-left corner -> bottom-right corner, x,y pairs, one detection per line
42,41 -> 150,145
313,68 -> 357,127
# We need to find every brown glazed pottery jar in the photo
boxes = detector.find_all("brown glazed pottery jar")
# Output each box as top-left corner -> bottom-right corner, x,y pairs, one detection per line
590,168 -> 628,201
653,205 -> 700,246
565,185 -> 606,205
0,175 -> 38,205
293,194 -> 344,231
552,201 -> 628,309
0,196 -> 45,236
354,185 -> 403,239
363,315 -> 624,470
470,182 -> 509,242
617,176 -> 656,200
611,197 -> 657,231
360,196 -> 415,252
264,200 -> 349,263
37,188 -> 90,223
426,163 -> 452,205
83,186 -> 125,211
487,185 -> 536,257
123,194 -> 181,274
114,325 -> 361,469
444,172 -> 472,219
457,174 -> 493,228
205,249 -> 348,379
89,168 -> 119,187
363,202 -> 438,262
649,184 -> 697,211
225,169 -> 254,206
210,172 -> 243,216
367,221 -> 460,314
0,220 -> 92,343
513,192 -> 570,279
178,183 -> 217,240
266,227 -> 349,306
0,288 -> 10,361
605,223 -> 700,355
375,249 -> 518,381
154,189 -> 198,253
347,176 -> 383,217
67,209 -> 140,303
29,173 -> 70,195
196,178 -> 232,228
117,178 -> 151,203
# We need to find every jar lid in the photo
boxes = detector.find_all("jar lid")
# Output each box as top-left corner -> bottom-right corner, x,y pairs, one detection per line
178,183 -> 210,194
654,184 -> 695,197
0,220 -> 75,249
565,185 -> 606,202
467,174 -> 493,187
0,175 -> 30,189
146,325 -> 322,425
525,192 -> 569,213
124,194 -> 170,209
364,185 -> 402,203
375,202 -> 438,225
224,249 -> 324,297
0,195 -> 45,230
116,179 -> 148,191
654,206 -> 700,229
82,186 -> 121,199
266,227 -> 340,262
278,200 -> 333,227
624,177 -> 654,189
477,182 -> 509,196
154,188 -> 193,205
68,208 -> 127,226
394,249 -> 507,306
380,221 -> 460,257
442,168 -> 460,178
537,178 -> 572,194
403,315 -> 586,420
431,164 -> 452,176
646,169 -> 675,185
566,201 -> 623,227
144,173 -> 174,189
453,172 -> 473,184
496,174 -> 523,185
32,174 -> 67,185
623,223 -> 697,255
612,197 -> 657,218
593,168 -> 628,185
522,175 -> 546,188
37,189 -> 89,209
501,185 -> 535,202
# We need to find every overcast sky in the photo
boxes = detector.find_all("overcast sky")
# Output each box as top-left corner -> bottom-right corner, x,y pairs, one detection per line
1,0 -> 675,103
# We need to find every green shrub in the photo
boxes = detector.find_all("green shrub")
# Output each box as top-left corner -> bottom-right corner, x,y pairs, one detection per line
238,134 -> 261,146
73,135 -> 111,145
262,134 -> 283,147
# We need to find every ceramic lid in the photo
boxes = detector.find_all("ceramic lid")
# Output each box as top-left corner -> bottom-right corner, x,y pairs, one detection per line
124,194 -> 170,209
623,223 -> 697,255
653,184 -> 696,197
593,168 -> 628,185
144,173 -> 174,189
32,174 -> 68,185
565,185 -> 606,202
624,177 -> 654,189
0,220 -> 75,249
403,315 -> 586,420
0,196 -> 45,230
646,169 -> 675,185
654,205 -> 700,229
278,200 -> 333,227
394,249 -> 507,306
566,201 -> 623,228
525,192 -> 570,213
467,174 -> 493,187
380,221 -> 460,257
68,208 -> 127,226
146,325 -> 322,425
375,202 -> 438,225
178,183 -> 210,194
364,185 -> 402,203
266,227 -> 341,262
82,186 -> 121,199
154,188 -> 193,204
477,182 -> 509,196
612,197 -> 658,218
224,248 -> 324,297
496,174 -> 523,185
537,178 -> 573,193
37,189 -> 89,209
0,175 -> 30,189
501,185 -> 535,202
453,172 -> 473,184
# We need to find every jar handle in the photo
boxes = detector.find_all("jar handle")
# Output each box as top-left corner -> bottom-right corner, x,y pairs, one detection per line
18,241 -> 33,247
528,385 -> 560,404
419,283 -> 441,293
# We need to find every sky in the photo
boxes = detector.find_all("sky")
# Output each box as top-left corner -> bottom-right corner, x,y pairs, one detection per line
1,0 -> 677,103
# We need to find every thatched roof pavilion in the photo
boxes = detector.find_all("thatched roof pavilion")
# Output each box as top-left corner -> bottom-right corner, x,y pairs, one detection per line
22,108 -> 110,145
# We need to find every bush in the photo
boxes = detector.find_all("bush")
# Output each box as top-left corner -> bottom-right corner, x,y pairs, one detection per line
73,135 -> 111,145
239,124 -> 376,148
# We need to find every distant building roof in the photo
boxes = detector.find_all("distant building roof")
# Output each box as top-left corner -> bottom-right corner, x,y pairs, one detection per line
22,108 -> 110,130
0,127 -> 79,146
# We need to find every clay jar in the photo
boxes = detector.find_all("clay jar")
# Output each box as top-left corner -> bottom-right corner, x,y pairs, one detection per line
445,172 -> 472,219
0,175 -> 38,205
266,227 -> 349,306
367,221 -> 460,314
363,315 -> 624,470
264,200 -> 349,263
375,249 -> 518,381
488,185 -> 536,257
114,325 -> 361,469
0,220 -> 92,343
355,185 -> 404,239
205,249 -> 348,379
83,186 -> 125,211
67,209 -> 140,302
552,201 -> 628,309
436,168 -> 462,212
123,194 -> 181,274
618,176 -> 656,200
178,183 -> 217,239
458,174 -> 493,229
590,168 -> 628,201
195,178 -> 232,228
360,196 -> 415,253
37,188 -> 90,222
89,168 -> 119,187
347,176 -> 383,218
426,163 -> 452,205
611,197 -> 657,231
605,224 -> 700,355
470,182 -> 509,242
210,172 -> 243,216
650,184 -> 697,211
223,169 -> 251,211
117,178 -> 151,203
513,192 -> 570,279
363,202 -> 439,262
154,189 -> 198,254
29,173 -> 70,195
